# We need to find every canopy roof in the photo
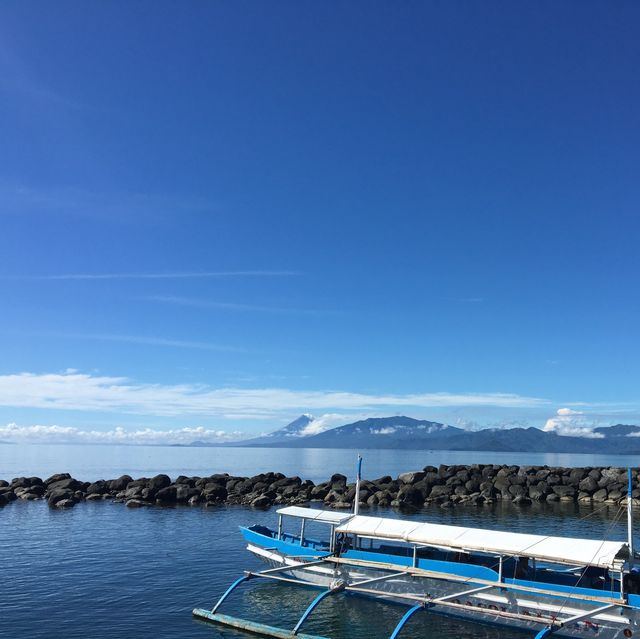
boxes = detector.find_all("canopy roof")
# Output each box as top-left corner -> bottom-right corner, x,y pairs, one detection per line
335,515 -> 628,569
276,506 -> 353,525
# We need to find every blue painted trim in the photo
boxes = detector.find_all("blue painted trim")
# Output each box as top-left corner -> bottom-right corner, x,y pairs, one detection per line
240,527 -> 330,557
293,590 -> 334,634
342,549 -> 499,583
534,626 -> 554,639
389,604 -> 425,639
212,575 -> 250,614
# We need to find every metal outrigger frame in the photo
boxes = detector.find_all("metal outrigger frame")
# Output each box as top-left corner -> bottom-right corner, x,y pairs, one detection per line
193,557 -> 630,639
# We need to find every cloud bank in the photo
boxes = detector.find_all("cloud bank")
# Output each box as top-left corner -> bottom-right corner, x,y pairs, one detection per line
0,372 -> 548,418
0,423 -> 241,445
542,408 -> 604,438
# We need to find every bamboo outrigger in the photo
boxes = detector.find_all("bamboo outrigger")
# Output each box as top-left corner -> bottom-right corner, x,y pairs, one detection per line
193,462 -> 640,639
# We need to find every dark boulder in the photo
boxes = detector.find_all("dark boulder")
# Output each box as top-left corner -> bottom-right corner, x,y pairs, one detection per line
508,485 -> 526,498
48,488 -> 76,507
155,486 -> 178,503
528,483 -> 548,501
10,477 -> 31,488
47,478 -> 83,493
148,474 -> 171,492
396,486 -> 423,506
44,473 -> 71,486
176,485 -> 200,502
579,476 -> 598,493
127,478 -> 150,489
429,485 -> 452,500
0,487 -> 17,501
593,488 -> 608,502
86,481 -> 108,495
21,484 -> 44,497
310,484 -> 329,500
251,495 -> 272,509
398,471 -> 425,485
202,483 -> 227,502
175,476 -> 197,486
109,475 -> 133,491
124,486 -> 145,500
412,480 -> 434,500
552,485 -> 576,500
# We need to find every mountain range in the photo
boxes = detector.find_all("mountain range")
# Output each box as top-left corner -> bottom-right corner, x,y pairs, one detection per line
212,415 -> 640,454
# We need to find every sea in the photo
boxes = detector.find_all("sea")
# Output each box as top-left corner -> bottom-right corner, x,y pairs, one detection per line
2,444 -> 639,639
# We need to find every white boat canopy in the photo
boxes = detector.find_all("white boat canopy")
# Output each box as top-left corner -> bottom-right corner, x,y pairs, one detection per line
276,506 -> 354,525
335,515 -> 629,569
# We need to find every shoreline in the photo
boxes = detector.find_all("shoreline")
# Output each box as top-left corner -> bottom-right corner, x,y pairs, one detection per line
1,464 -> 638,510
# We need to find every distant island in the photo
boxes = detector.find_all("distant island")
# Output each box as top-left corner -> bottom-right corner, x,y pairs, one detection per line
188,415 -> 640,454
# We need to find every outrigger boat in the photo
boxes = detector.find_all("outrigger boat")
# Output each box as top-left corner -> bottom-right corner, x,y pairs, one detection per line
194,462 -> 640,639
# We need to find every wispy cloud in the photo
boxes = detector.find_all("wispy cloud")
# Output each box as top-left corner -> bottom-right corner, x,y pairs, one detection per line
0,422 -> 242,445
12,331 -> 242,353
0,270 -> 297,281
65,333 -> 243,353
146,295 -> 330,315
0,371 -> 548,419
449,297 -> 485,303
0,41 -> 84,111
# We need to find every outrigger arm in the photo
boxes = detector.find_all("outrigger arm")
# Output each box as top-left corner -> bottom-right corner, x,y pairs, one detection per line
193,559 -> 336,639
195,558 -> 630,639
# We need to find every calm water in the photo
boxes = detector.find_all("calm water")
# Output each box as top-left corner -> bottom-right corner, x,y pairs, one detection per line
1,445 -> 638,639
2,498 -> 633,639
2,443 -> 640,483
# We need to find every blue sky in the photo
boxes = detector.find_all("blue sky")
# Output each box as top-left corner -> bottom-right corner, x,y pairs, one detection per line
1,2 -> 639,443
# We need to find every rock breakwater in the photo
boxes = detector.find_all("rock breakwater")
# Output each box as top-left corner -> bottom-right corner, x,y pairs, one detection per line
1,465 -> 639,510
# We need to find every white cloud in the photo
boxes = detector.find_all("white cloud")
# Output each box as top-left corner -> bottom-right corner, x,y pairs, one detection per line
371,427 -> 397,435
0,422 -> 242,445
0,372 -> 548,419
542,408 -> 604,438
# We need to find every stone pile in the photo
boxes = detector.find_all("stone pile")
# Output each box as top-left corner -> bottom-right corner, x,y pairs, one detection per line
0,465 -> 638,510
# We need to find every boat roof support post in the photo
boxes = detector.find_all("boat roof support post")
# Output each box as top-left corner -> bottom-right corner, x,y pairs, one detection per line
300,519 -> 306,546
354,455 -> 362,516
277,515 -> 283,540
629,468 -> 634,565
388,603 -> 427,639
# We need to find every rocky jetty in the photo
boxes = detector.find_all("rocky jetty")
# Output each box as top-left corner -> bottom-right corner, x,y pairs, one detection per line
1,465 -> 639,510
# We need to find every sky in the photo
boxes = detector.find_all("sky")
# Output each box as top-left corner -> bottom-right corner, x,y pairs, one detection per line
0,1 -> 639,445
